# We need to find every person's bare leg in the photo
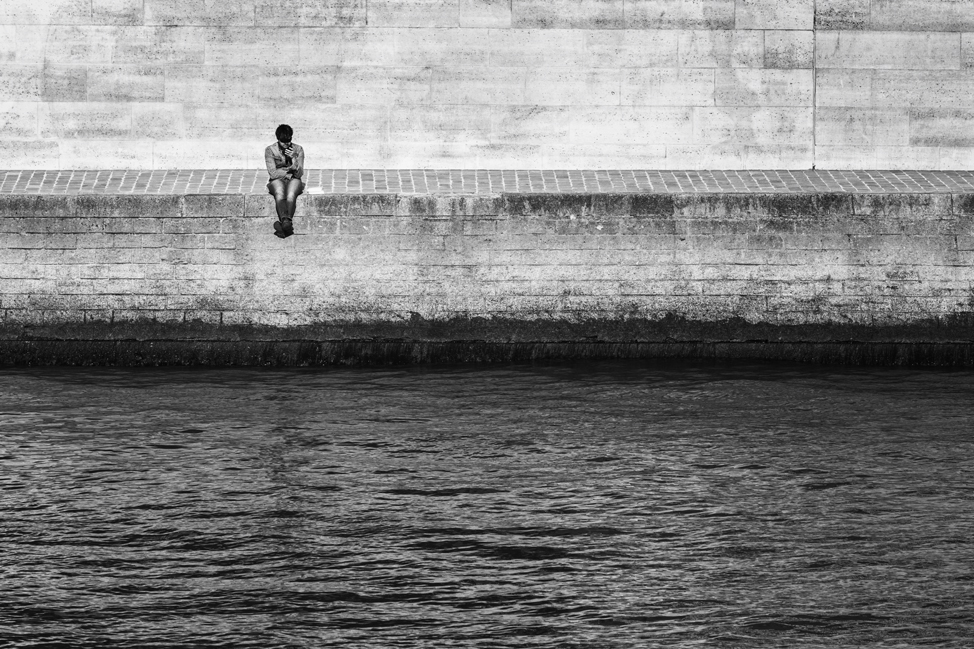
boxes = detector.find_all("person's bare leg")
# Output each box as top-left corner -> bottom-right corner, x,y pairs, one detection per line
283,178 -> 303,234
268,179 -> 290,237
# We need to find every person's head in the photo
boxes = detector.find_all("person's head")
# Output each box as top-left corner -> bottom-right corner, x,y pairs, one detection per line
275,124 -> 293,145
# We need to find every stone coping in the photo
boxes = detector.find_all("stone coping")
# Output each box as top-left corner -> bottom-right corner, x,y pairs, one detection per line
2,169 -> 974,195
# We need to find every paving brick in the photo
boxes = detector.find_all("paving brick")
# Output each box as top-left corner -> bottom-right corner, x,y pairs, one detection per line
817,31 -> 961,70
625,0 -> 735,29
679,29 -> 763,68
512,0 -> 624,28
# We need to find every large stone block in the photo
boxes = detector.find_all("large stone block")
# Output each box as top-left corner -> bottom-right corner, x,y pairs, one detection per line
256,0 -> 367,27
0,66 -> 41,102
489,29 -> 588,67
869,0 -> 974,32
693,106 -> 813,145
814,0 -> 869,29
131,103 -> 184,139
815,68 -> 872,106
390,105 -> 492,144
524,68 -> 622,106
34,26 -> 114,64
394,27 -> 489,66
204,27 -> 301,66
622,68 -> 714,106
152,140 -> 252,168
431,67 -> 527,105
336,66 -> 432,104
0,27 -> 14,63
92,0 -> 143,24
665,144 -> 745,168
735,0 -> 813,30
298,28 -> 346,66
111,26 -> 206,64
585,30 -> 679,68
39,103 -> 131,139
816,31 -> 960,70
59,139 -> 155,169
182,105 -> 280,139
0,102 -> 38,138
714,69 -> 813,106
460,0 -> 511,27
144,0 -> 256,26
765,30 -> 813,68
0,0 -> 90,24
87,65 -> 166,102
909,109 -> 974,147
512,0 -> 624,28
570,107 -> 693,145
871,70 -> 974,109
816,107 -> 909,146
164,65 -> 260,104
285,104 -> 390,140
625,0 -> 735,29
368,0 -> 460,27
678,29 -> 764,68
259,66 -> 339,105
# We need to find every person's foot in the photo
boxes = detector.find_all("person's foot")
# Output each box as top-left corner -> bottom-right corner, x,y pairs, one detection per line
273,221 -> 287,238
281,218 -> 294,236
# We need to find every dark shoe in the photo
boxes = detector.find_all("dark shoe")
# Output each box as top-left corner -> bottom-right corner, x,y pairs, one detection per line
273,221 -> 287,238
281,218 -> 294,236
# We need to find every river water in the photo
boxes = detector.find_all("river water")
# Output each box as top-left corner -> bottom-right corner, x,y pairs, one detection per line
1,361 -> 972,648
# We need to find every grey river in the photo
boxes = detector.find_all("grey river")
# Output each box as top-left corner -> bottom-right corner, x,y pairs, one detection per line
1,361 -> 972,647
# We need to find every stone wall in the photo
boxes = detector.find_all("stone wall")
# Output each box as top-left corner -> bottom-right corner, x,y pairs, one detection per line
2,191 -> 974,364
1,0 -> 974,170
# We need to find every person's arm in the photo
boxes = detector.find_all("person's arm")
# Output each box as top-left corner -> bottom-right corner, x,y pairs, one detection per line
265,146 -> 288,180
290,145 -> 304,180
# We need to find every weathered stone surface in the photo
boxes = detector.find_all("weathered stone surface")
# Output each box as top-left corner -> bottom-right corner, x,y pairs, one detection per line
368,0 -> 460,27
460,0 -> 511,27
679,29 -> 763,68
512,0 -> 624,28
815,0 -> 869,29
714,69 -> 813,107
816,107 -> 909,146
625,0 -> 735,29
765,30 -> 813,69
869,0 -> 974,32
735,0 -> 813,30
817,31 -> 961,70
623,68 -> 714,106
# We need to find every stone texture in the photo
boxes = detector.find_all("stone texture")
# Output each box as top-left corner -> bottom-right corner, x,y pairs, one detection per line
815,107 -> 910,146
909,110 -> 974,147
143,0 -> 257,26
512,0 -> 624,28
336,67 -> 433,105
368,0 -> 460,27
489,29 -> 589,67
622,68 -> 715,106
39,103 -> 132,139
460,0 -> 511,27
431,67 -> 527,105
625,0 -> 735,29
693,107 -> 813,146
395,28 -> 489,66
164,66 -> 261,104
869,0 -> 974,32
714,69 -> 813,106
765,30 -> 813,69
255,0 -> 368,26
679,29 -> 764,68
817,31 -> 961,70
91,0 -> 143,25
524,69 -> 622,106
585,30 -> 680,68
87,65 -> 166,102
735,0 -> 814,30
815,0 -> 869,30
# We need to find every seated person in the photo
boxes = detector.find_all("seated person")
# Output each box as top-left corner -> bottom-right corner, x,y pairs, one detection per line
265,124 -> 304,238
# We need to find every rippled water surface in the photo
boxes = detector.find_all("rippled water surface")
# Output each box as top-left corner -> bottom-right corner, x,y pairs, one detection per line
1,361 -> 973,647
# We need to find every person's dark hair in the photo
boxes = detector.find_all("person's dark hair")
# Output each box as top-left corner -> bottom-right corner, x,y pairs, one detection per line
275,124 -> 293,142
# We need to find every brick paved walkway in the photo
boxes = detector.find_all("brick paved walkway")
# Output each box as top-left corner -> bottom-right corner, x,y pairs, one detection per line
3,169 -> 974,195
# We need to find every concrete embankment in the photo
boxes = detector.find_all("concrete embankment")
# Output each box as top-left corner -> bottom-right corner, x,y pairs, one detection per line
2,192 -> 974,366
